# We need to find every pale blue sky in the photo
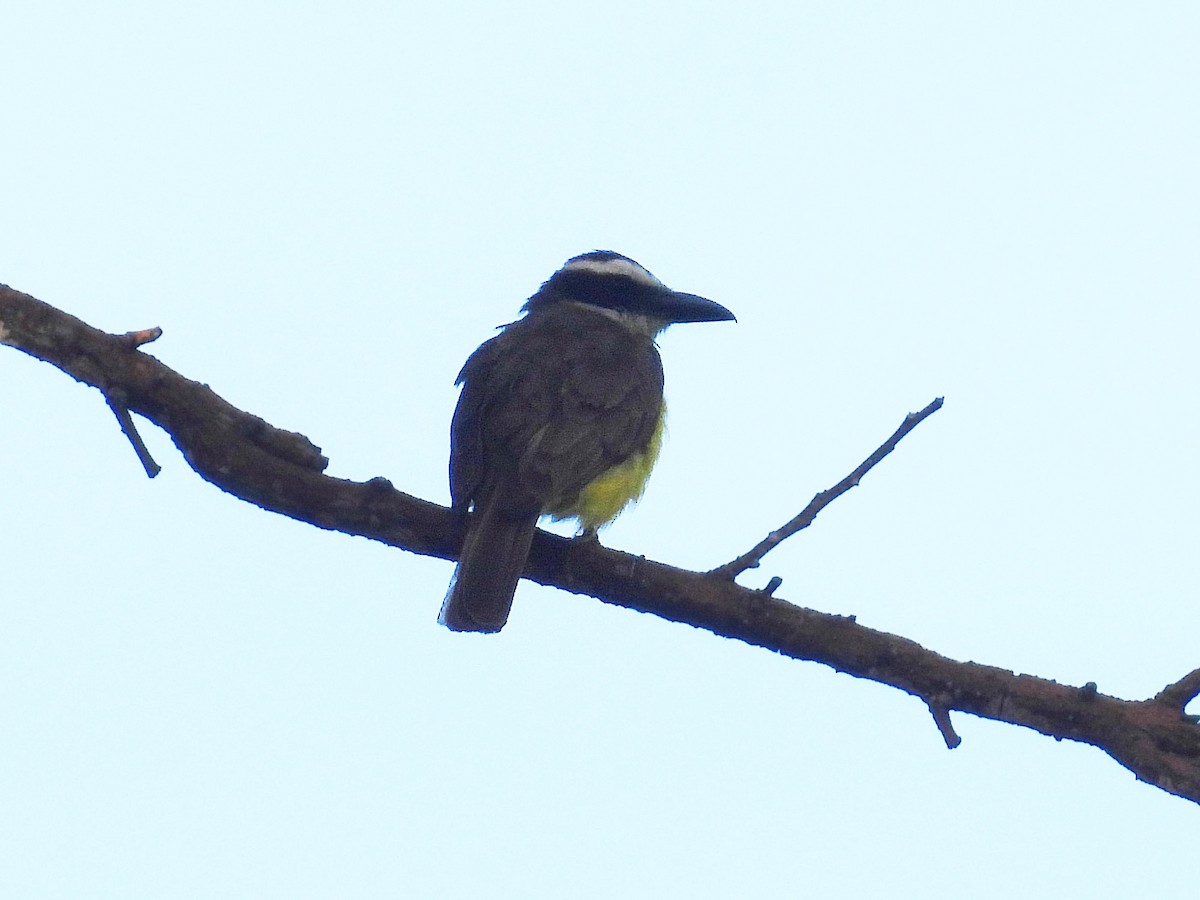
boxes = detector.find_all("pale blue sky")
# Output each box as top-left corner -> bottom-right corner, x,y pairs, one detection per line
3,3 -> 1198,897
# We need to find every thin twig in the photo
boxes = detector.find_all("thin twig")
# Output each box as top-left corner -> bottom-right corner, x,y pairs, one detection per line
711,397 -> 944,578
759,575 -> 783,596
120,326 -> 162,348
926,699 -> 962,749
106,390 -> 161,478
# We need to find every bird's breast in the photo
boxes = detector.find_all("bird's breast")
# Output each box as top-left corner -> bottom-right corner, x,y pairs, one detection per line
547,402 -> 666,531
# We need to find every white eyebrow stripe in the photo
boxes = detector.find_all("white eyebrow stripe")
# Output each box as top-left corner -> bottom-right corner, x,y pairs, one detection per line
562,256 -> 665,288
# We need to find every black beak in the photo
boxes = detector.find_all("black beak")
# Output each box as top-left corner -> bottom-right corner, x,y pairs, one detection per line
653,289 -> 737,324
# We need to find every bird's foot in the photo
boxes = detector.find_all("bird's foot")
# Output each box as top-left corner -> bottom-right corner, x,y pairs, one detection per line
573,527 -> 602,545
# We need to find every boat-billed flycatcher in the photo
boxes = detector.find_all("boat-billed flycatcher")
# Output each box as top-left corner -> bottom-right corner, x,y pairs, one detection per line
440,251 -> 735,632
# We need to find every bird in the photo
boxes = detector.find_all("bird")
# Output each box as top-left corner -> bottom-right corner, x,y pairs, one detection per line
439,251 -> 736,632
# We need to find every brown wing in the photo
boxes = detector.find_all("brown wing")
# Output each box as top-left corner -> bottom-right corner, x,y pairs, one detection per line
449,303 -> 664,517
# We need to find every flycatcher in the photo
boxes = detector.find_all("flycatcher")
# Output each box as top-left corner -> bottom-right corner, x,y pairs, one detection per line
440,251 -> 735,632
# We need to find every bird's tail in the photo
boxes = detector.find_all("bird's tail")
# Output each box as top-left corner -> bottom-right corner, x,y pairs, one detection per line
440,496 -> 538,633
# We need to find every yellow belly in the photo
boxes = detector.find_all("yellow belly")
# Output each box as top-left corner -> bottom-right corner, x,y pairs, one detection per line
549,405 -> 666,532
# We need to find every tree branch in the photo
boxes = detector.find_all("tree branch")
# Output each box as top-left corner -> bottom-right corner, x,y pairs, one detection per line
4,283 -> 1199,805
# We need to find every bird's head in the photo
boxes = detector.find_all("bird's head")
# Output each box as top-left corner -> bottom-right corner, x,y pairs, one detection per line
523,251 -> 736,335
